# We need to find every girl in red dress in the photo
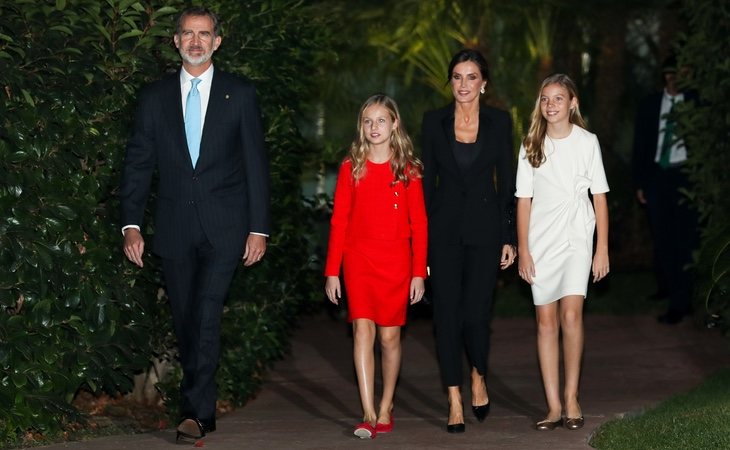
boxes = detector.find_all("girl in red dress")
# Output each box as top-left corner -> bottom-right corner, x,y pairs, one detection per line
324,94 -> 428,439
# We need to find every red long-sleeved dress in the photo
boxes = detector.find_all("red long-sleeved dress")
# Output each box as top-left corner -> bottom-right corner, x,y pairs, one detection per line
324,159 -> 428,326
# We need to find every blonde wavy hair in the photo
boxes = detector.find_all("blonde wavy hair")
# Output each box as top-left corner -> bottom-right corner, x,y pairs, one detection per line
348,94 -> 422,185
523,73 -> 587,168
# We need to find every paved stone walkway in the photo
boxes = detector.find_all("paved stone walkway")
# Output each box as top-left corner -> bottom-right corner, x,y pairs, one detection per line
35,312 -> 728,449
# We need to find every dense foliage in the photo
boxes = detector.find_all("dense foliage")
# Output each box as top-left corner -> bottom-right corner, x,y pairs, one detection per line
677,0 -> 730,333
0,0 -> 329,444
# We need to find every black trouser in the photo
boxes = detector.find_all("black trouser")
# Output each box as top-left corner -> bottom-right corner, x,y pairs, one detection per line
429,242 -> 500,387
645,167 -> 698,316
161,215 -> 240,428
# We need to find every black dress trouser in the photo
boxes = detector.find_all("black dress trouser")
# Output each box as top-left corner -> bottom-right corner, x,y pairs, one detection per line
645,167 -> 698,316
161,213 -> 240,429
429,241 -> 500,387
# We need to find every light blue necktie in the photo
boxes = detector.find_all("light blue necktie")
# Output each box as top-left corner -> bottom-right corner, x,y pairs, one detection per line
185,78 -> 201,167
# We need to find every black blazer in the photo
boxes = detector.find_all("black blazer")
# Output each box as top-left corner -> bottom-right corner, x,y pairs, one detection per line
120,69 -> 270,259
421,103 -> 515,247
632,91 -> 663,192
632,90 -> 696,193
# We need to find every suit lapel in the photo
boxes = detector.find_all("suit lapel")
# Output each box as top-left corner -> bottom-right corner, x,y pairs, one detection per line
162,72 -> 193,168
439,105 -> 462,178
198,70 -> 227,169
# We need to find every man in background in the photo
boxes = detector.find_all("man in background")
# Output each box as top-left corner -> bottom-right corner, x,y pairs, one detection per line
632,54 -> 698,325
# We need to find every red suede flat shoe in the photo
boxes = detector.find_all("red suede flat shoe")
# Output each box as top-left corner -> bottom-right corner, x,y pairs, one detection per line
375,414 -> 394,433
354,421 -> 377,439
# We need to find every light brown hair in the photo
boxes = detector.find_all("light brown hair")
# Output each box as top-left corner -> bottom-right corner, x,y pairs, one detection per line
523,73 -> 587,168
348,94 -> 422,185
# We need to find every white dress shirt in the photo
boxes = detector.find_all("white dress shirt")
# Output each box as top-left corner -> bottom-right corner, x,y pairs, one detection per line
654,89 -> 687,165
180,65 -> 214,132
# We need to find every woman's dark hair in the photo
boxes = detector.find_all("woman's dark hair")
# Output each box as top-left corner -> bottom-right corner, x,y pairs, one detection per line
446,48 -> 490,83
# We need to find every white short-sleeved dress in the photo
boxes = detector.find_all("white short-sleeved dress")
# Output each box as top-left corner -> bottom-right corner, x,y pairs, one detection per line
515,125 -> 609,305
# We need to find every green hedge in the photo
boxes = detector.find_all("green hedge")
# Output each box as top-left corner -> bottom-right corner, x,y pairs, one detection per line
677,0 -> 730,334
0,0 -> 330,444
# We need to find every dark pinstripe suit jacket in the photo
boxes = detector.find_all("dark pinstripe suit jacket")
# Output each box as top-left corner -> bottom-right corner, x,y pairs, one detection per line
120,68 -> 270,259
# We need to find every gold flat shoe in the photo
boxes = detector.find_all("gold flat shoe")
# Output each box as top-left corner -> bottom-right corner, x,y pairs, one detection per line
535,418 -> 563,431
565,416 -> 584,430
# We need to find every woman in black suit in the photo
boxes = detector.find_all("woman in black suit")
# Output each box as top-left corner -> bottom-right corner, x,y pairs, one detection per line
421,49 -> 516,433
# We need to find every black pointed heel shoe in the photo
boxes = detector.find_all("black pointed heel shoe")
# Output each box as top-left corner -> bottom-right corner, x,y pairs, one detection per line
446,422 -> 465,433
447,398 -> 465,433
472,402 -> 490,422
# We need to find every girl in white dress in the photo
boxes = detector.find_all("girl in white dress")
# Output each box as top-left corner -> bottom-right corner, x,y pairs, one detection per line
515,74 -> 610,431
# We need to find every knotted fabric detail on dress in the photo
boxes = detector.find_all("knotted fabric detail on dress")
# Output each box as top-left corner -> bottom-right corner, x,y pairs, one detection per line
566,175 -> 595,254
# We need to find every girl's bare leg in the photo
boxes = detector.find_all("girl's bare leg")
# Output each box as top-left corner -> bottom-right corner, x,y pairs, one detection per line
536,302 -> 562,420
560,295 -> 585,418
353,319 -> 377,424
376,325 -> 401,424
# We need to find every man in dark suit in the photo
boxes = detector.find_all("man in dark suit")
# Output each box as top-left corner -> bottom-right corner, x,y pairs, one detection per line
120,6 -> 270,440
632,55 -> 697,325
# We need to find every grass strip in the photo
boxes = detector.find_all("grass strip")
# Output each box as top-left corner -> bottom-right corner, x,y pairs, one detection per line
590,368 -> 730,450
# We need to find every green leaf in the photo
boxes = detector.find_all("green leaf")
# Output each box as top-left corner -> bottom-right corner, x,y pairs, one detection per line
20,89 -> 35,107
49,25 -> 73,35
34,244 -> 53,270
43,347 -> 57,365
8,151 -> 28,163
54,205 -> 77,220
66,292 -> 81,308
118,29 -> 144,40
152,6 -> 179,19
11,372 -> 27,388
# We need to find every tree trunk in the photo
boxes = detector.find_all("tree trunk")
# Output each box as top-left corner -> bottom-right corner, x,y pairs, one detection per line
592,10 -> 628,154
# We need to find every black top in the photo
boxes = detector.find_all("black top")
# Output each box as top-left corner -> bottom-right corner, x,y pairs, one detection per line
453,140 -> 479,172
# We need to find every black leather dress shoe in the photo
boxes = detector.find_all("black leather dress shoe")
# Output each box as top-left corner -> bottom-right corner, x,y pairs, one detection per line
200,419 -> 216,434
446,422 -> 465,433
176,418 -> 205,442
472,402 -> 490,422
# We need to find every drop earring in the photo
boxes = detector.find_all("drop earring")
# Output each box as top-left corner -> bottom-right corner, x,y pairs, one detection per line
480,86 -> 486,94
